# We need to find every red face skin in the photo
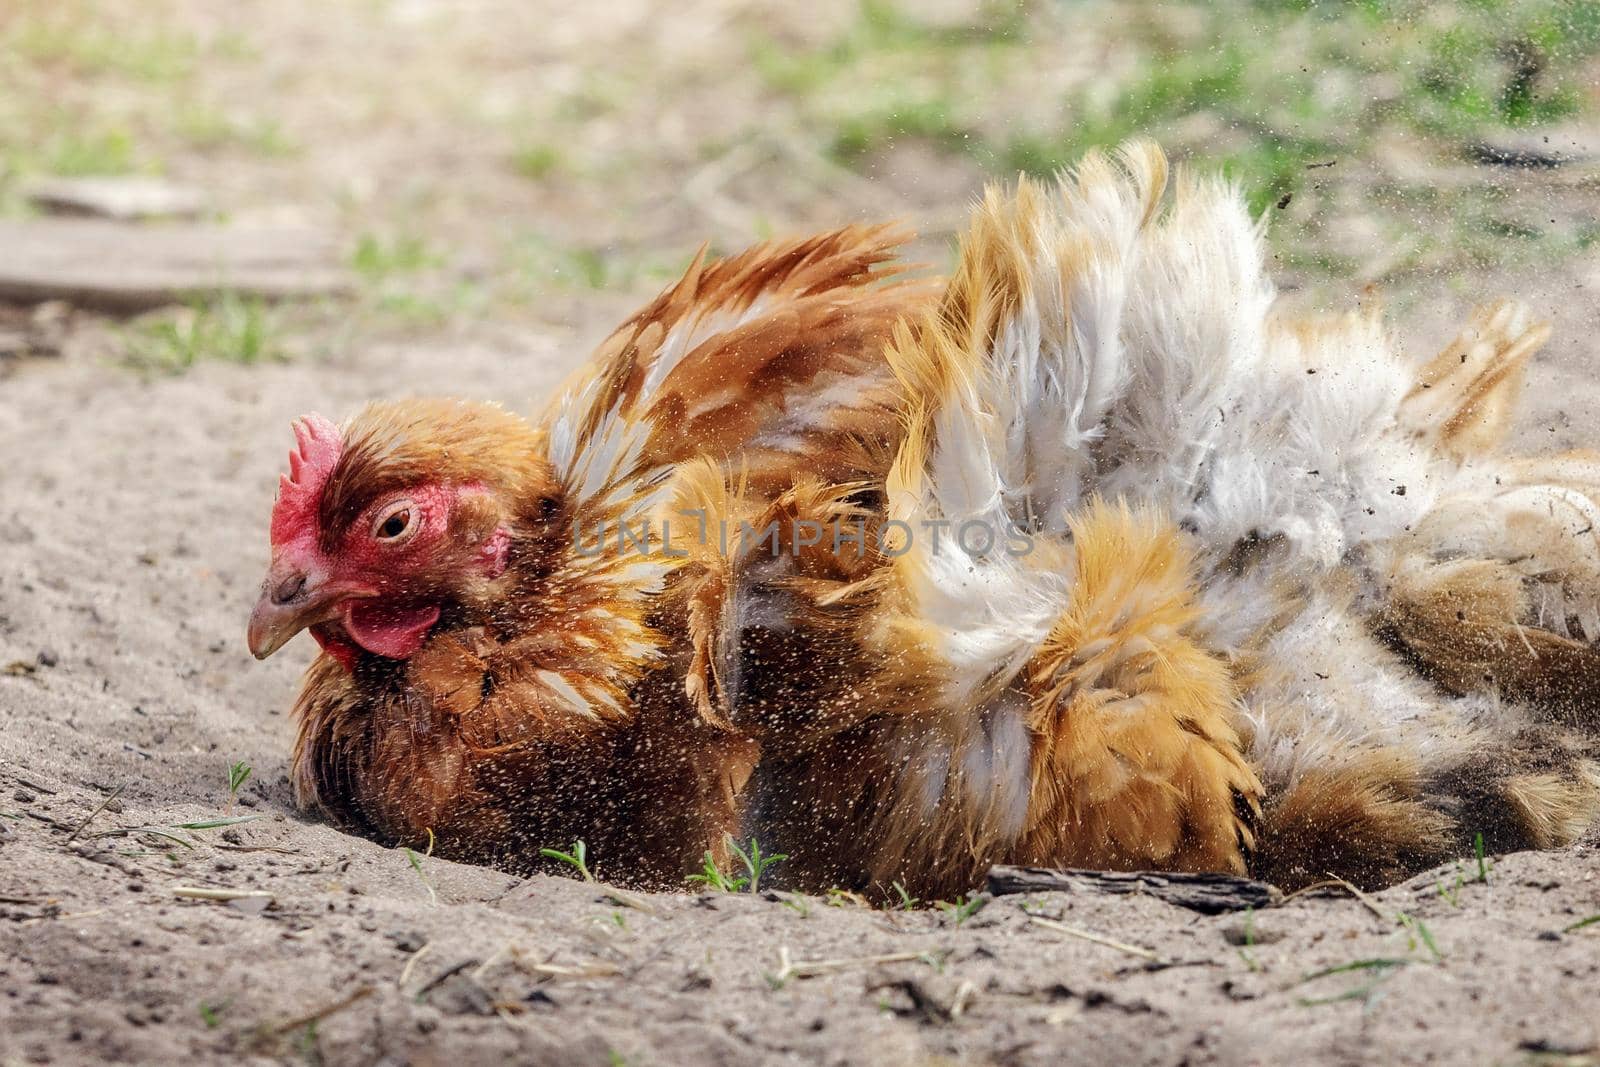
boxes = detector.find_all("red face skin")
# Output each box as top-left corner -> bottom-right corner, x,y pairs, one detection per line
247,416 -> 512,670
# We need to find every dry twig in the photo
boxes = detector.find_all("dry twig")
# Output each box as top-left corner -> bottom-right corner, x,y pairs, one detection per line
64,784 -> 125,843
1028,916 -> 1161,961
768,945 -> 943,985
269,986 -> 374,1035
397,942 -> 432,989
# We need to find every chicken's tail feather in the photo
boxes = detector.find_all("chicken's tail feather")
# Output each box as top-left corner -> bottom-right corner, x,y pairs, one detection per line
1401,300 -> 1551,461
886,141 -> 1168,537
1385,444 -> 1600,731
1249,731 -> 1600,890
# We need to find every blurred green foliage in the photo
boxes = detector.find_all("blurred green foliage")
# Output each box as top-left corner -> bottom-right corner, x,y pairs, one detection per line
755,0 -> 1600,217
121,295 -> 286,374
3,0 -> 1598,344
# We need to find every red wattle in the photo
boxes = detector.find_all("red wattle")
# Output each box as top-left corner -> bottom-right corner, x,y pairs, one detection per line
341,601 -> 441,659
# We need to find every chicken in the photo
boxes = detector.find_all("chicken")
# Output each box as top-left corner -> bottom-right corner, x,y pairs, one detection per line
246,227 -> 933,885
252,141 -> 1600,898
698,142 -> 1600,898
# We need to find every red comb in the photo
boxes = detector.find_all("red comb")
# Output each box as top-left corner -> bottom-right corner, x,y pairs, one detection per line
270,413 -> 343,546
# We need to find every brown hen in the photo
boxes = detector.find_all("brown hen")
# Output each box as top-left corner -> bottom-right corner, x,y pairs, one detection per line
247,227 -> 933,884
254,142 -> 1600,899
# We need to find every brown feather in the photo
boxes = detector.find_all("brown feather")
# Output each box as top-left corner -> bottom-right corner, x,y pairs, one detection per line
1402,301 -> 1550,460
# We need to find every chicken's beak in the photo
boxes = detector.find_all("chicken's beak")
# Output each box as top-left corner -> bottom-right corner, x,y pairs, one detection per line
247,560 -> 370,659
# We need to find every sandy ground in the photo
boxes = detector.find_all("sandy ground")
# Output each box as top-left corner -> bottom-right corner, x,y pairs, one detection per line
3,263 -> 1600,1067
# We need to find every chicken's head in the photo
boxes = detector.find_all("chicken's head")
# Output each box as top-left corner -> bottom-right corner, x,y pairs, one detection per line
247,399 -> 561,670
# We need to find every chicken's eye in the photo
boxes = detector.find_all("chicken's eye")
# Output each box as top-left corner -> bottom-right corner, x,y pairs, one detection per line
373,502 -> 418,542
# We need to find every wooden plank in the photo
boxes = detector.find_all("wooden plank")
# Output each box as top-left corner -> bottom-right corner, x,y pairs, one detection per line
23,177 -> 207,221
986,865 -> 1281,914
0,220 -> 353,312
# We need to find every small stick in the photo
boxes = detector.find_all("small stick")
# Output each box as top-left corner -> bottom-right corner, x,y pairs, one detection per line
19,908 -> 108,925
472,942 -> 514,984
950,980 -> 976,1019
508,945 -> 623,979
215,843 -> 301,856
1280,877 -> 1385,921
1029,916 -> 1160,961
770,946 -> 940,984
413,959 -> 476,998
269,986 -> 374,1035
602,888 -> 659,915
16,778 -> 59,795
172,885 -> 274,903
397,943 -> 433,989
1280,878 -> 1345,902
56,908 -> 108,921
519,961 -> 622,978
64,784 -> 125,843
1324,875 -> 1388,922
1281,876 -> 1388,924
